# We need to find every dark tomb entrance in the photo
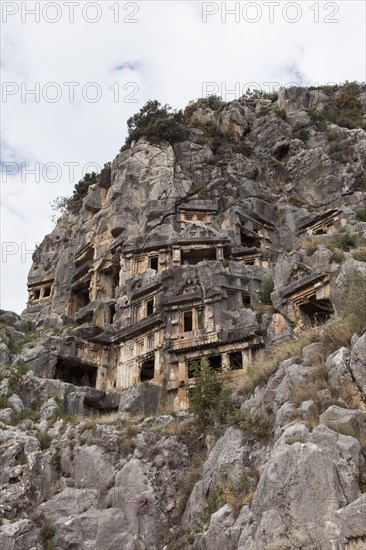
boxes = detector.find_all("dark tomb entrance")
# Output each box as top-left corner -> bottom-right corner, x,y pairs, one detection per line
229,351 -> 243,370
299,297 -> 333,326
55,357 -> 97,388
140,357 -> 155,382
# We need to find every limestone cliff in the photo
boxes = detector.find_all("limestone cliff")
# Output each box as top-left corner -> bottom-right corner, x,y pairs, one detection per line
1,83 -> 366,549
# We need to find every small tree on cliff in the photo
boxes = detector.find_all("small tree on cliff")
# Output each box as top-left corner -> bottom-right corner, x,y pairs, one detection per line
51,172 -> 99,216
124,100 -> 188,146
188,359 -> 235,426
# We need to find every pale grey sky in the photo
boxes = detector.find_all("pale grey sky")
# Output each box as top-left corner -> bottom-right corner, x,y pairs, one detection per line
1,1 -> 365,313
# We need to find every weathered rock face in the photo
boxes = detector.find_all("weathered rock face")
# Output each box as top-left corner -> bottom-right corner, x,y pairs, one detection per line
20,84 -> 366,412
1,321 -> 366,549
1,84 -> 366,549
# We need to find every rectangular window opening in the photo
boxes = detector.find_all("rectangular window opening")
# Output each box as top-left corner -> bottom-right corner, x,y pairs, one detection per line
229,352 -> 243,371
149,256 -> 159,271
108,303 -> 116,324
43,286 -> 51,297
208,355 -> 222,370
187,359 -> 199,379
146,298 -> 154,317
184,310 -> 193,332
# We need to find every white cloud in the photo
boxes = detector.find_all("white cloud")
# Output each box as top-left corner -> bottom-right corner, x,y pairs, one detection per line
1,0 -> 365,313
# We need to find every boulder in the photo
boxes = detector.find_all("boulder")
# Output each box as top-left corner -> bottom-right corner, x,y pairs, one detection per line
118,383 -> 160,418
250,423 -> 364,547
183,426 -> 245,528
0,520 -> 39,550
350,332 -> 366,399
8,395 -> 24,413
320,405 -> 366,439
37,488 -> 98,522
40,398 -> 59,421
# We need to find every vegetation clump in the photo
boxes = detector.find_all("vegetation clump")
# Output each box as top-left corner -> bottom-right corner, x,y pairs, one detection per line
356,208 -> 366,222
322,269 -> 366,351
51,172 -> 99,215
188,360 -> 235,426
237,409 -> 274,440
37,431 -> 53,450
309,81 -> 366,130
259,276 -> 274,305
124,100 -> 188,146
40,524 -> 56,550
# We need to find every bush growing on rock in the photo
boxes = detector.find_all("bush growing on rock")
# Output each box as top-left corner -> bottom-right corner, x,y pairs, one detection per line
37,431 -> 53,450
356,208 -> 366,222
333,232 -> 357,251
40,524 -> 56,550
259,276 -> 274,305
188,359 -> 235,426
322,270 -> 366,351
309,81 -> 366,130
124,100 -> 188,146
51,172 -> 99,215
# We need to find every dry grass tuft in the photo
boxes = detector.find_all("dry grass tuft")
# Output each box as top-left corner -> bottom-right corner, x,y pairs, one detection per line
321,270 -> 366,352
291,385 -> 322,408
296,235 -> 325,256
240,328 -> 318,395
352,246 -> 366,262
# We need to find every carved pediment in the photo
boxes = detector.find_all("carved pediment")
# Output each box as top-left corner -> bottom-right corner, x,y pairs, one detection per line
284,262 -> 313,287
174,277 -> 202,297
180,222 -> 220,240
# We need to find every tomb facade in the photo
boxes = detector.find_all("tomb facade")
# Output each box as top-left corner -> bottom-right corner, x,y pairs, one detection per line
24,157 -> 342,409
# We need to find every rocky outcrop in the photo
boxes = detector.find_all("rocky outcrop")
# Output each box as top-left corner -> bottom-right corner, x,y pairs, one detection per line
1,84 -> 366,549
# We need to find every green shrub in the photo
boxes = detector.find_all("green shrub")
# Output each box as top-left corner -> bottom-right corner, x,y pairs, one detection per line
308,82 -> 366,130
204,95 -> 224,110
124,100 -> 188,146
259,276 -> 274,305
40,524 -> 56,550
17,362 -> 28,375
239,140 -> 253,157
9,333 -> 36,354
51,172 -> 99,215
0,396 -> 9,409
188,360 -> 235,426
330,249 -> 345,263
192,120 -> 216,139
275,109 -> 287,120
262,91 -> 278,102
288,197 -> 304,208
37,432 -> 53,450
333,232 -> 357,251
198,485 -> 224,529
356,209 -> 366,222
236,410 -> 274,440
9,410 -> 30,425
296,128 -> 309,142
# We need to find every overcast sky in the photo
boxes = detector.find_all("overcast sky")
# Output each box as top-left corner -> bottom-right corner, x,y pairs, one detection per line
1,0 -> 365,313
